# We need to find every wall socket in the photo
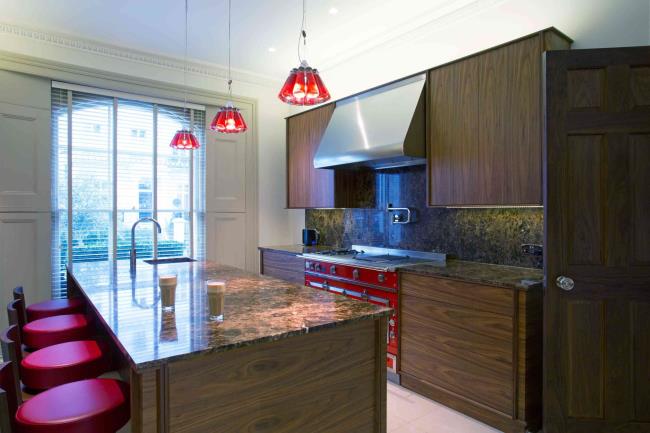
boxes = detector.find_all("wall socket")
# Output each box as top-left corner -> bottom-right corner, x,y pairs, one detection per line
521,244 -> 543,256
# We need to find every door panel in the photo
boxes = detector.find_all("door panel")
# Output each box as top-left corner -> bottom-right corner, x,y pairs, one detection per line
0,103 -> 50,211
206,213 -> 246,270
544,46 -> 650,433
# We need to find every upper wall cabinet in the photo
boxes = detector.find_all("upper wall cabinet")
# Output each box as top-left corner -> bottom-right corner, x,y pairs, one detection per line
287,104 -> 336,208
428,28 -> 572,206
286,104 -> 375,209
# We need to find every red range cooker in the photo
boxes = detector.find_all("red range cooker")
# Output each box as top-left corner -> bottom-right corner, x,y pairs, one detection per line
301,245 -> 446,383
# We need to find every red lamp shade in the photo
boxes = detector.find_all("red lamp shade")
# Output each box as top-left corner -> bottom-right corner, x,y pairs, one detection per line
278,61 -> 330,106
170,129 -> 200,149
210,103 -> 247,133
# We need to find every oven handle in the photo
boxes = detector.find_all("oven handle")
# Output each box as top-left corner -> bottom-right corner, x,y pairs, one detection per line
308,280 -> 391,306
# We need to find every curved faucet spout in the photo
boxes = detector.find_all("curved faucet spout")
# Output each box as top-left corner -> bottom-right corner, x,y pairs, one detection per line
130,217 -> 162,273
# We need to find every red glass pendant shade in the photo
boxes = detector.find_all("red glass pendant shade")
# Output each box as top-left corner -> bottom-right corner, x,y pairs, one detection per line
170,129 -> 200,149
278,61 -> 330,106
210,102 -> 247,133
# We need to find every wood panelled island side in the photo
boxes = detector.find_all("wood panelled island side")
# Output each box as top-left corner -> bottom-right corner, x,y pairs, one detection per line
67,260 -> 390,433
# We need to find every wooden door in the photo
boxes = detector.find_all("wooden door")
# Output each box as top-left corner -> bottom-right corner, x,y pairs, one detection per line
286,104 -> 335,208
544,46 -> 650,433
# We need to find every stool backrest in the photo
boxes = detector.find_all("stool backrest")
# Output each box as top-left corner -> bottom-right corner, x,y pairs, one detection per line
10,289 -> 27,328
0,326 -> 22,404
6,301 -> 25,331
0,361 -> 17,433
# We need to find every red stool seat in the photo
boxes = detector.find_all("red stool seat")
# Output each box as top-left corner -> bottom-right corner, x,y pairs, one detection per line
21,340 -> 109,390
26,298 -> 85,322
22,314 -> 90,350
15,378 -> 130,433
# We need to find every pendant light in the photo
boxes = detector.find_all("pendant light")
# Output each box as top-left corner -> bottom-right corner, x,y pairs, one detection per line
278,0 -> 330,106
171,0 -> 200,149
210,0 -> 247,134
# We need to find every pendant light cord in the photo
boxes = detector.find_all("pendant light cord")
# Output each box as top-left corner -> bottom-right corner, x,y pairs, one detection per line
297,0 -> 307,64
228,0 -> 232,99
184,0 -> 189,128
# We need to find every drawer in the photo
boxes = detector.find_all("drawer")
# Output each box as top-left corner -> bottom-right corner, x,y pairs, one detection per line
401,273 -> 513,316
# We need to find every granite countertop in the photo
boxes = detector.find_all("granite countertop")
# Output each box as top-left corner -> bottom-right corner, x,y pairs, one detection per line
400,260 -> 543,290
258,244 -> 333,254
259,245 -> 542,290
68,260 -> 390,371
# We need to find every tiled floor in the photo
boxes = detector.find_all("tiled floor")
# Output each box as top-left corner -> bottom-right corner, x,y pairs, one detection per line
388,382 -> 502,433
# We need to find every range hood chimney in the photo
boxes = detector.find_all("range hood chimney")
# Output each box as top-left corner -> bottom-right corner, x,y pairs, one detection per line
314,73 -> 426,170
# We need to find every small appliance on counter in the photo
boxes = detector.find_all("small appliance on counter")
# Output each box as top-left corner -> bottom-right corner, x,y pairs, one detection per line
302,228 -> 320,246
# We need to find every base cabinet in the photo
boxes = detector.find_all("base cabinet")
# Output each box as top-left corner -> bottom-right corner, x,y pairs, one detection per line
259,249 -> 305,285
399,273 -> 542,433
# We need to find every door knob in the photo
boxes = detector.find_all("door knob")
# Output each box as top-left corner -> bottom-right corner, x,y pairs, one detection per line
556,276 -> 575,291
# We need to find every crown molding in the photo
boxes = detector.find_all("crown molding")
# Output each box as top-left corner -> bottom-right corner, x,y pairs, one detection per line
316,0 -> 506,72
0,22 -> 281,88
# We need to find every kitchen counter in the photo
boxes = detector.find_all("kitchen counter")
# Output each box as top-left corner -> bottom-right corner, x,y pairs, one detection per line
67,260 -> 390,433
401,260 -> 543,290
258,244 -> 332,254
67,260 -> 390,371
259,245 -> 542,290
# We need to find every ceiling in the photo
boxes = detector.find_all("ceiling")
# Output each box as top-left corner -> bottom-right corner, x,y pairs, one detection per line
0,0 -> 482,81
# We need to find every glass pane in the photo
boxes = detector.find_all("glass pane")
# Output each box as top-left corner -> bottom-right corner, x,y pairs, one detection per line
71,211 -> 110,263
117,100 -> 154,215
157,211 -> 190,257
71,92 -> 112,211
157,106 -> 191,213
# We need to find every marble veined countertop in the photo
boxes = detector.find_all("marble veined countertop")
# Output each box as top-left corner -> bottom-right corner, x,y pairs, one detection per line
68,260 -> 390,371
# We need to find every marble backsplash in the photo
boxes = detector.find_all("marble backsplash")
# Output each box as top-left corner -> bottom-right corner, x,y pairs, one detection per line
305,166 -> 543,269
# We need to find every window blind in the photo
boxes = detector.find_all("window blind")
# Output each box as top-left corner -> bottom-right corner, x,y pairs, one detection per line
51,86 -> 206,298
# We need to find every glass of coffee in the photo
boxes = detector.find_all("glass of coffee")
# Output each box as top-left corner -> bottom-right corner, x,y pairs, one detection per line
159,274 -> 177,311
206,280 -> 225,322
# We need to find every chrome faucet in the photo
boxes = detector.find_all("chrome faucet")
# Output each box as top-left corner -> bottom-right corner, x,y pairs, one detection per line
130,217 -> 162,273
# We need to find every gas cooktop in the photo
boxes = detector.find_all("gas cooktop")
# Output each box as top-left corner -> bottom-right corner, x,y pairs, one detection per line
301,245 -> 446,271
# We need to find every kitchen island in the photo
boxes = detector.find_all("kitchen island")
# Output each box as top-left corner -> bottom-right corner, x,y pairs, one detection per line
67,260 -> 390,433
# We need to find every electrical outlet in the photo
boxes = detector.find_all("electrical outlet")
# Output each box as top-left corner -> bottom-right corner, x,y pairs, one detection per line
521,244 -> 543,256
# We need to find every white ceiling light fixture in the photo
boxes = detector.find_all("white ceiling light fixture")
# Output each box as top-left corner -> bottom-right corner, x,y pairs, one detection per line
329,7 -> 339,15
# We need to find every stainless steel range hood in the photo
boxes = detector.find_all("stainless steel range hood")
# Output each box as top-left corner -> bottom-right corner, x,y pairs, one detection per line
314,73 -> 426,170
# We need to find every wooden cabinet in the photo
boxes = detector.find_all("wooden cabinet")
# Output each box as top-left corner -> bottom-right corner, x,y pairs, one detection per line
399,272 -> 542,433
286,105 -> 375,209
259,249 -> 305,285
428,28 -> 571,206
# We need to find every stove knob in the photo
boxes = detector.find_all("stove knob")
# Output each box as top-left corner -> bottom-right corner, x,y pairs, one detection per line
352,269 -> 360,280
305,261 -> 311,270
378,273 -> 385,283
315,264 -> 322,272
330,265 -> 336,275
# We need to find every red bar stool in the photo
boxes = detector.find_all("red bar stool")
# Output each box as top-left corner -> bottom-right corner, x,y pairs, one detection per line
13,287 -> 85,323
7,300 -> 91,350
0,361 -> 130,433
1,325 -> 110,392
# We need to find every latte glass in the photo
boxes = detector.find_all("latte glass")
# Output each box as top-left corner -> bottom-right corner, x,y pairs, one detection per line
206,280 -> 226,322
159,274 -> 177,311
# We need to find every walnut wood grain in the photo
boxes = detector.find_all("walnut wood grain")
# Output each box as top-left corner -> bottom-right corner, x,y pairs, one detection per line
544,46 -> 650,433
427,28 -> 571,206
164,318 -> 386,433
400,273 -> 542,433
260,249 -> 305,284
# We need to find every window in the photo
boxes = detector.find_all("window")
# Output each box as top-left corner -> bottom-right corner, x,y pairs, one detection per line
51,85 -> 206,298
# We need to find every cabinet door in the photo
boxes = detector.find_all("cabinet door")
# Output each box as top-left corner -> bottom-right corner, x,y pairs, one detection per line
286,104 -> 335,208
206,213 -> 246,270
428,58 -> 480,206
260,250 -> 305,284
478,36 -> 542,205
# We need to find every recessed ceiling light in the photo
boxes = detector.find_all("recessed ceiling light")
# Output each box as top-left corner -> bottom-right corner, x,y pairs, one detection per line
268,47 -> 276,53
329,7 -> 339,15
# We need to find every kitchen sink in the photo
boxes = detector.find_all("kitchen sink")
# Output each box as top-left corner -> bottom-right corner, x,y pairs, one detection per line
144,257 -> 197,265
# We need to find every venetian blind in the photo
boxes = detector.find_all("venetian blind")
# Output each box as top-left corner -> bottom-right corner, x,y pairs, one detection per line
51,86 -> 206,298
